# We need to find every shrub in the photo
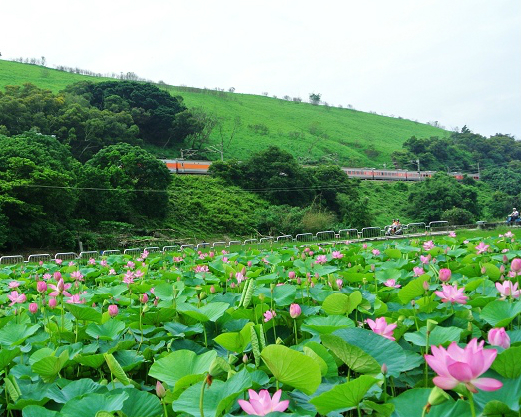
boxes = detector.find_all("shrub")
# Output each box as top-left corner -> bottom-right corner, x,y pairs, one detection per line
441,207 -> 475,225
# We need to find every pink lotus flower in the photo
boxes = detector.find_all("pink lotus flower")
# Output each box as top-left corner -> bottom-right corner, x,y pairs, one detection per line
43,273 -> 52,281
141,293 -> 149,304
289,303 -> 301,318
8,291 -> 26,306
366,317 -> 397,341
504,231 -> 514,238
126,261 -> 135,270
475,242 -> 490,255
29,303 -> 38,314
488,327 -> 510,349
238,389 -> 289,415
383,279 -> 401,288
55,259 -> 63,265
510,258 -> 521,274
123,270 -> 135,285
413,266 -> 425,277
263,310 -> 276,322
425,338 -> 502,393
420,255 -> 431,264
194,265 -> 209,273
315,255 -> 327,264
435,283 -> 468,304
70,270 -> 84,282
9,281 -> 20,289
49,278 -> 72,297
423,240 -> 435,251
100,259 -> 108,267
48,297 -> 57,308
37,281 -> 48,293
438,268 -> 452,282
336,278 -> 343,290
448,231 -> 457,238
134,269 -> 144,279
332,251 -> 343,259
496,280 -> 520,299
66,293 -> 86,304
88,258 -> 96,265
372,249 -> 380,256
108,304 -> 119,317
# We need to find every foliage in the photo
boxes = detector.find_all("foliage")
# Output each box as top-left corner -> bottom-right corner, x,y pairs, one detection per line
0,60 -> 451,167
441,207 -> 475,225
82,143 -> 171,221
0,233 -> 519,416
0,132 -> 79,249
406,173 -> 480,223
166,175 -> 268,238
62,80 -> 189,148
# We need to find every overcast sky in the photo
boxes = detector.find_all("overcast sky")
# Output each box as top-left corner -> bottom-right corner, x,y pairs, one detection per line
2,0 -> 520,138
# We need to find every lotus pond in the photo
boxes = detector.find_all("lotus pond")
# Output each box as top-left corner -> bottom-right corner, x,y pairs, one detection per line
1,232 -> 521,417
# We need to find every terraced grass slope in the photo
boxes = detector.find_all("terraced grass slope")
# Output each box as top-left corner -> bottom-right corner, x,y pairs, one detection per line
0,59 -> 449,166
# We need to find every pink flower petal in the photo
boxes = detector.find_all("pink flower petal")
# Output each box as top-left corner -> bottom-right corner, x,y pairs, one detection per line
471,377 -> 503,392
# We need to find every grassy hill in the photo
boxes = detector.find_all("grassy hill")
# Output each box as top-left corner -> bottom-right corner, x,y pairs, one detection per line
0,59 -> 449,167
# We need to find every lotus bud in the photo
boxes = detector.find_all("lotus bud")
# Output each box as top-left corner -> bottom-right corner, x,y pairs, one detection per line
140,293 -> 149,304
381,363 -> 388,375
488,327 -> 510,349
247,261 -> 252,267
503,254 -> 509,264
156,381 -> 166,398
371,264 -> 376,272
288,271 -> 295,279
500,265 -> 506,274
511,258 -> 521,273
289,303 -> 301,318
37,281 -> 47,293
243,354 -> 249,363
48,297 -> 57,309
210,285 -> 216,294
438,268 -> 452,282
423,281 -> 430,291
108,304 -> 118,317
29,303 -> 38,314
296,277 -> 302,285
481,266 -> 487,275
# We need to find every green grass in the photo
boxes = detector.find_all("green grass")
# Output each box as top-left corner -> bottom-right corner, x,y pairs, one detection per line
0,59 -> 449,167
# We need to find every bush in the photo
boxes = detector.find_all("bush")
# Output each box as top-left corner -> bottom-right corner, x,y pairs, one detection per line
441,207 -> 475,225
301,211 -> 337,233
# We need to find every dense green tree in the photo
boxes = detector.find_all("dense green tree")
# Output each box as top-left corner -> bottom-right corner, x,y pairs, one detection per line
481,167 -> 521,196
63,81 -> 192,147
0,132 -> 79,249
82,144 -> 172,221
406,173 -> 480,223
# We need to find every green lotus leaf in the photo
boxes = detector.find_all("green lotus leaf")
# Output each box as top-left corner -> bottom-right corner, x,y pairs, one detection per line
310,375 -> 378,414
261,344 -> 321,395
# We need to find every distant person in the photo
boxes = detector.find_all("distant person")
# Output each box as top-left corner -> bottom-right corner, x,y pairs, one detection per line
507,208 -> 519,225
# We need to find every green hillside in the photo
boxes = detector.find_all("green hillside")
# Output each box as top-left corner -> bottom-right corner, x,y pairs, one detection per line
0,59 -> 448,166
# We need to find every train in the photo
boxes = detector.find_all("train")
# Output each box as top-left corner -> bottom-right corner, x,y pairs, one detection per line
161,159 -> 480,181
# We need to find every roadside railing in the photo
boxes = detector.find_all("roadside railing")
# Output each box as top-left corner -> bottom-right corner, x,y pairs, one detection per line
0,219 -> 489,265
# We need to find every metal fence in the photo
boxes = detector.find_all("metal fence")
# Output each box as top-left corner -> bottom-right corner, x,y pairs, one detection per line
0,220 -> 465,264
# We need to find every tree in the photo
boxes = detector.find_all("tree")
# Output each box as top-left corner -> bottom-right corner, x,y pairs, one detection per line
406,173 -> 480,223
309,93 -> 321,105
83,144 -> 171,221
0,132 -> 79,249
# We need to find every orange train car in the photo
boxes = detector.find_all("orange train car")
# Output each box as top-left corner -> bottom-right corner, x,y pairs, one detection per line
162,159 -> 212,174
162,159 -> 480,181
